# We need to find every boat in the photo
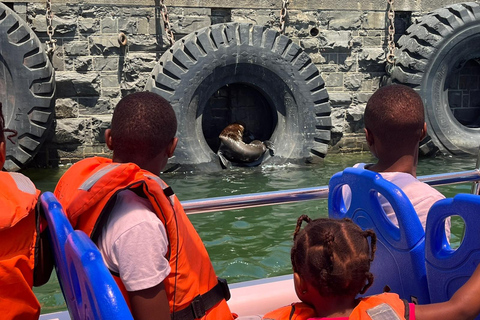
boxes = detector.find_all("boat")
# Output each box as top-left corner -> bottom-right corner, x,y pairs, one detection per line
39,165 -> 480,320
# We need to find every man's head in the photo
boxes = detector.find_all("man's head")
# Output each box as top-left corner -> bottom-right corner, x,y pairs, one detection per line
364,84 -> 426,156
105,92 -> 178,173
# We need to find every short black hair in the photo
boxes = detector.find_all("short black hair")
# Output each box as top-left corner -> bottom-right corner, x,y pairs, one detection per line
292,216 -> 376,297
110,92 -> 177,162
365,84 -> 425,148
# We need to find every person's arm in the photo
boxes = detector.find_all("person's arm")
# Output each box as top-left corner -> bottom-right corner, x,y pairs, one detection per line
128,282 -> 170,320
416,264 -> 480,320
103,193 -> 171,319
34,204 -> 54,286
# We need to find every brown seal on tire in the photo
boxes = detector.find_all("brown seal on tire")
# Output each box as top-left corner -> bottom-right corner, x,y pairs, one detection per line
217,123 -> 274,168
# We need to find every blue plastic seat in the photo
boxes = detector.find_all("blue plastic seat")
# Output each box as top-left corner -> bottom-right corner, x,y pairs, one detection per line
425,193 -> 480,306
328,168 -> 429,303
40,191 -> 133,320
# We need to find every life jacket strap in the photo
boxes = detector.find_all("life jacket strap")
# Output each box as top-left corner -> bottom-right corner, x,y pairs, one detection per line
171,278 -> 231,320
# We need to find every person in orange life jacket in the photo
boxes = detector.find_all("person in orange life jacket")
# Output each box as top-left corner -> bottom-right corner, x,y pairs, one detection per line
54,92 -> 234,320
263,215 -> 480,320
343,84 -> 449,238
0,102 -> 53,320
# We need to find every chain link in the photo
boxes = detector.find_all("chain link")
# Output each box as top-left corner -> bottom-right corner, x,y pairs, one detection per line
279,0 -> 289,34
160,0 -> 175,46
386,0 -> 396,71
121,41 -> 131,83
45,0 -> 56,57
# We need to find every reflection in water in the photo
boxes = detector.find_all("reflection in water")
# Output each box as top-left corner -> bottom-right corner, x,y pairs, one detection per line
27,153 -> 477,313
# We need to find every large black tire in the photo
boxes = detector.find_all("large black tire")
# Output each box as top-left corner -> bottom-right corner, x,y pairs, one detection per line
146,23 -> 331,169
391,2 -> 480,155
0,4 -> 55,171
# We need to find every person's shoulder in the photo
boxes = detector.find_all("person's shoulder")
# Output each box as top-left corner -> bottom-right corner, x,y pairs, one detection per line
115,189 -> 155,212
5,172 -> 37,194
380,171 -> 420,186
263,302 -> 315,320
109,190 -> 157,224
353,163 -> 370,169
379,172 -> 443,195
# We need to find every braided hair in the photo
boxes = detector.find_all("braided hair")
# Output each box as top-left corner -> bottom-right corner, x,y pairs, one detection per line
291,215 -> 377,297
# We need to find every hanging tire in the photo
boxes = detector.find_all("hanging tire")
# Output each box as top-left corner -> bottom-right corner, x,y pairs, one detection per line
145,23 -> 331,169
391,2 -> 480,155
0,3 -> 55,171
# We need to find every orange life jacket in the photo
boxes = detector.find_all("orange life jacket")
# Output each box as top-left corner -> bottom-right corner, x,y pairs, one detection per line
349,293 -> 409,320
262,293 -> 409,320
262,302 -> 316,320
54,157 -> 233,320
0,172 -> 41,320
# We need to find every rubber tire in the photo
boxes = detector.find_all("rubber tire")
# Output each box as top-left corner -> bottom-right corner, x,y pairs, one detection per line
0,4 -> 55,171
391,2 -> 480,155
145,23 -> 331,168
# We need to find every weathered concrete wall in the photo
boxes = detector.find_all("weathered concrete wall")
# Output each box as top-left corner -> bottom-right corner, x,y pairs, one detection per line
8,0 -> 471,11
5,0 -> 477,166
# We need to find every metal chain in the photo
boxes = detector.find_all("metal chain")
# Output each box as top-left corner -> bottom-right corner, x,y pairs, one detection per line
386,0 -> 396,71
121,41 -> 131,83
45,0 -> 56,58
279,0 -> 289,34
159,0 -> 175,46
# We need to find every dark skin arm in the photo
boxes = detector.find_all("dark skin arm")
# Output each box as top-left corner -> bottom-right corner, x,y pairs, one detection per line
416,264 -> 480,320
128,282 -> 170,320
33,207 -> 54,287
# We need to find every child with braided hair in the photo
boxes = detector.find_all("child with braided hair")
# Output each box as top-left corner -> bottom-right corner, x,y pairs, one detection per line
263,215 -> 480,320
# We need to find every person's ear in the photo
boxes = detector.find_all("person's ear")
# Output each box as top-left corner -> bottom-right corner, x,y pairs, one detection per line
167,137 -> 178,158
104,129 -> 114,151
420,122 -> 427,141
294,272 -> 308,296
365,128 -> 374,146
0,140 -> 5,169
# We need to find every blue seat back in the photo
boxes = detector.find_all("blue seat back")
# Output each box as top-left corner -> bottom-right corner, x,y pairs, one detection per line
328,168 -> 429,303
40,192 -> 133,320
425,194 -> 480,305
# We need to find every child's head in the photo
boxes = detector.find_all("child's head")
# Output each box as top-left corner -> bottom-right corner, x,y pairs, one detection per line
291,215 -> 376,300
106,92 -> 177,171
364,84 -> 426,154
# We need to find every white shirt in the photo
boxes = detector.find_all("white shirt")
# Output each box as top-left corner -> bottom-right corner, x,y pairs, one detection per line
96,189 -> 171,291
344,164 -> 450,239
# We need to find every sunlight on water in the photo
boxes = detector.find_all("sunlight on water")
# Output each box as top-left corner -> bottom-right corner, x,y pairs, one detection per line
26,152 -> 478,313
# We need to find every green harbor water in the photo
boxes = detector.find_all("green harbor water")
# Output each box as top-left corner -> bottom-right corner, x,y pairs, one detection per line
29,152 -> 478,314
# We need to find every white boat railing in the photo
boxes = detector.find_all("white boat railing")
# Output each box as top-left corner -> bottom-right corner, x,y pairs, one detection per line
182,169 -> 480,215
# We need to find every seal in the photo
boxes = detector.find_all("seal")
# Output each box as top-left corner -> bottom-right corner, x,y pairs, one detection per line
217,123 -> 274,168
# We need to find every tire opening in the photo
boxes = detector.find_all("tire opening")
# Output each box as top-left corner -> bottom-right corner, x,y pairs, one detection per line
448,58 -> 480,128
202,82 -> 277,153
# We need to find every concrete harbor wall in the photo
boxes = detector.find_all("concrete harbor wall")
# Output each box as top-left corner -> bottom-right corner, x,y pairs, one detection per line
3,0 -> 474,167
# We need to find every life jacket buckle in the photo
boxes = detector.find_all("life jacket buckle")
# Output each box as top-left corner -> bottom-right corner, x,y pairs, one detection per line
218,277 -> 231,301
190,295 -> 206,319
